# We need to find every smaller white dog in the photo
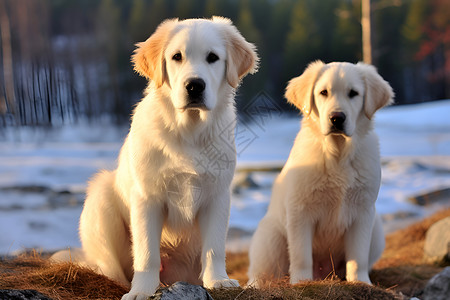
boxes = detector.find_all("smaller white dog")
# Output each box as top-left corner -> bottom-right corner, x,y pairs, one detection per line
248,61 -> 393,286
52,17 -> 258,300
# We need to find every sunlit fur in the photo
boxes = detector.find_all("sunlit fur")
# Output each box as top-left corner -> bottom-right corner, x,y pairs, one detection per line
248,61 -> 393,287
51,17 -> 258,300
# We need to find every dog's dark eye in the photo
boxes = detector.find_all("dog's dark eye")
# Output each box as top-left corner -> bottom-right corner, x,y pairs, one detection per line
349,89 -> 359,98
172,52 -> 182,62
207,52 -> 219,64
320,90 -> 328,97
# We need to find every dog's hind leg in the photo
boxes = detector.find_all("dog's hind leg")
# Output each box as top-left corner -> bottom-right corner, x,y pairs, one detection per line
79,170 -> 133,286
50,247 -> 86,263
369,213 -> 385,268
247,216 -> 289,287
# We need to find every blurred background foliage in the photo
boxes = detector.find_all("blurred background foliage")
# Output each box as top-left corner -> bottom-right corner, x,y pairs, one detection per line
0,0 -> 449,126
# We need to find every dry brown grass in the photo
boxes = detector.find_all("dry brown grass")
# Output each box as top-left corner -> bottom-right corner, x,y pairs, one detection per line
0,251 -> 128,299
375,208 -> 450,268
368,208 -> 450,296
209,279 -> 400,300
1,208 -> 449,299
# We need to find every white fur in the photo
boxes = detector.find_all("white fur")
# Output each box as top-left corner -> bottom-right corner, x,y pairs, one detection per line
51,17 -> 257,300
248,61 -> 393,287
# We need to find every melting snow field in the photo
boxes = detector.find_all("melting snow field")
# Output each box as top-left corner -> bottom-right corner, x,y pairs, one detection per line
1,100 -> 450,255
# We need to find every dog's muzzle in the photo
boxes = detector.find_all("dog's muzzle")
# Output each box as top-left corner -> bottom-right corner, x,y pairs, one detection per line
329,111 -> 346,134
184,78 -> 207,110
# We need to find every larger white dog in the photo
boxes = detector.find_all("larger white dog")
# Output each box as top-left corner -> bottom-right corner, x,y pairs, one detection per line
248,61 -> 393,286
53,17 -> 258,299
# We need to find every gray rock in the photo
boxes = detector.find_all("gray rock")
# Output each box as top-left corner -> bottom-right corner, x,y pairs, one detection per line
149,282 -> 213,300
421,266 -> 450,300
424,217 -> 450,263
0,290 -> 53,300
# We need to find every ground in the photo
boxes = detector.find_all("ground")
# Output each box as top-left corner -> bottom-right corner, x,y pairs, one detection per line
1,209 -> 448,300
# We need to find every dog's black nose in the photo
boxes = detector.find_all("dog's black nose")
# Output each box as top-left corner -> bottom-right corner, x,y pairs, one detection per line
185,78 -> 205,99
330,112 -> 346,131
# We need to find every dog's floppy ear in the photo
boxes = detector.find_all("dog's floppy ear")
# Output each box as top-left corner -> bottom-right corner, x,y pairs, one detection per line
285,60 -> 325,116
132,19 -> 178,88
213,16 -> 259,88
357,62 -> 394,119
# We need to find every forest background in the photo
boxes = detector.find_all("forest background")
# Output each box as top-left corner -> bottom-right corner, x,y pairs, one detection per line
0,0 -> 449,126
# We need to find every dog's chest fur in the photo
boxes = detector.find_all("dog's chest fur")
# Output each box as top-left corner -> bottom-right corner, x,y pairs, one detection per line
156,137 -> 235,229
295,140 -> 375,237
311,162 -> 359,223
292,127 -> 378,221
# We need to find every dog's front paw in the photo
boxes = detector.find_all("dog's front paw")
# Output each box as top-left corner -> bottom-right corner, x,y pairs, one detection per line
290,269 -> 313,284
121,291 -> 152,300
122,271 -> 159,300
204,278 -> 240,289
346,261 -> 372,284
245,277 -> 261,289
121,286 -> 158,300
346,272 -> 372,285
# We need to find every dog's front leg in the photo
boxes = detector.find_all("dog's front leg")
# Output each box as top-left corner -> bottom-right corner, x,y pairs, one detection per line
199,191 -> 239,289
122,191 -> 163,300
345,205 -> 375,284
287,210 -> 314,284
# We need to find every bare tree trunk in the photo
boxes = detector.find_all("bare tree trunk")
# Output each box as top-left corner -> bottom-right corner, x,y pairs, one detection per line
362,0 -> 372,64
0,0 -> 16,114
